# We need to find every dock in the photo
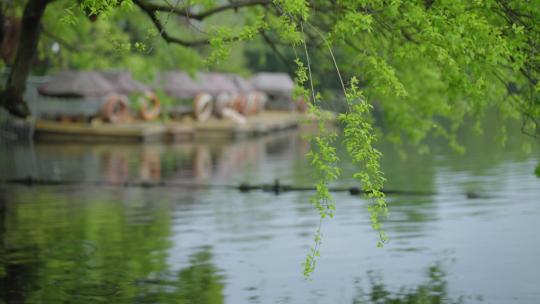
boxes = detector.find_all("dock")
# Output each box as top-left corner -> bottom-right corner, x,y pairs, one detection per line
34,111 -> 330,142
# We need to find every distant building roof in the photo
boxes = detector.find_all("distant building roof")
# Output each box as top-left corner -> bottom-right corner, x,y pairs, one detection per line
100,71 -> 150,95
38,70 -> 116,98
250,72 -> 294,96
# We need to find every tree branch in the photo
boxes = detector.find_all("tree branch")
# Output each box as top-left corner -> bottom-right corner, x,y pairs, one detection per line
260,31 -> 294,74
42,28 -> 83,52
133,0 -> 209,47
140,0 -> 272,21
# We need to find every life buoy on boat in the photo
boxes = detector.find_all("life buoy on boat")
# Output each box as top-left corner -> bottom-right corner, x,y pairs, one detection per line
231,93 -> 247,114
245,91 -> 267,115
193,93 -> 213,121
214,92 -> 233,118
222,108 -> 247,125
214,92 -> 248,123
138,91 -> 161,121
100,94 -> 130,123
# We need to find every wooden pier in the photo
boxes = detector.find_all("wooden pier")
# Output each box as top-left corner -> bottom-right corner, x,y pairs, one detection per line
34,111 -> 330,143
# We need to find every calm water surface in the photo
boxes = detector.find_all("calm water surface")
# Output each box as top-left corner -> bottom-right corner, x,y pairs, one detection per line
0,125 -> 539,303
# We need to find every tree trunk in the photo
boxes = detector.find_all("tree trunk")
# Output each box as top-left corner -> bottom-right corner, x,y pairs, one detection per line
0,6 -> 4,45
0,0 -> 49,118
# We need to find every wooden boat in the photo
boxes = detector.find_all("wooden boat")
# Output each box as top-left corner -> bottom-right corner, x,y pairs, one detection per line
32,111 -> 329,143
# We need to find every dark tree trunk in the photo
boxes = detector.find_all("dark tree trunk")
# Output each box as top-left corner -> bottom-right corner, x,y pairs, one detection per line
0,0 -> 49,118
0,7 -> 4,45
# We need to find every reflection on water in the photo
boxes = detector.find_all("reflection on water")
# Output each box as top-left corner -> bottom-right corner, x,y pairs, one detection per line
169,248 -> 224,304
0,130 -> 309,185
135,247 -> 225,304
0,189 -> 224,303
0,190 -> 171,303
0,123 -> 539,303
352,263 -> 483,304
352,264 -> 468,304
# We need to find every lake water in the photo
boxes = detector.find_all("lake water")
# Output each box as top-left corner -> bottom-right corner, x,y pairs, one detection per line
0,123 -> 539,303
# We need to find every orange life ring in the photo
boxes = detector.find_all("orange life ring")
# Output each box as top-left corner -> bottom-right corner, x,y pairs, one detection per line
231,93 -> 247,115
100,94 -> 130,123
245,91 -> 267,115
138,91 -> 161,121
193,93 -> 213,121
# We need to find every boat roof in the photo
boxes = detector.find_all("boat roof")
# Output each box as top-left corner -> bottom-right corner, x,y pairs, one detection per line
38,70 -> 116,98
100,71 -> 150,95
250,72 -> 294,95
156,71 -> 251,98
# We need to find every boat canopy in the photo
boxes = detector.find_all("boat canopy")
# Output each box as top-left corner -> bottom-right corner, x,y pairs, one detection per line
250,72 -> 294,96
100,71 -> 150,95
38,70 -> 116,98
156,71 -> 251,98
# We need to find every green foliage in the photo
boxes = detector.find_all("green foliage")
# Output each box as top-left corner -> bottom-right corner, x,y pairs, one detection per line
40,0 -> 251,74
268,15 -> 303,45
79,0 -> 132,17
329,12 -> 373,42
206,14 -> 267,65
273,0 -> 310,21
295,51 -> 343,276
339,78 -> 388,247
292,58 -> 309,104
279,4 -> 391,277
59,4 -> 78,25
302,102 -> 341,276
206,27 -> 234,65
265,0 -> 539,277
335,0 -> 537,146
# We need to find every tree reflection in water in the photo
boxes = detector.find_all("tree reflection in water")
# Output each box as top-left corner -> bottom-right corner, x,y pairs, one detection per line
351,264 -> 476,304
0,188 -> 225,304
175,248 -> 224,304
135,247 -> 225,304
